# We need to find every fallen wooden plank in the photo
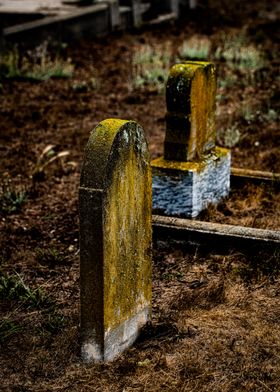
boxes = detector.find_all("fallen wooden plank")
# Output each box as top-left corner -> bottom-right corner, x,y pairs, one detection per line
146,12 -> 177,25
231,167 -> 280,186
152,168 -> 280,251
152,214 -> 280,252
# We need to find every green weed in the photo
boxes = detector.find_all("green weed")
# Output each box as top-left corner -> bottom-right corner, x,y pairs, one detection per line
134,67 -> 167,90
178,37 -> 211,60
0,42 -> 74,82
218,74 -> 238,89
263,108 -> 278,122
0,271 -> 51,309
42,312 -> 65,335
35,247 -> 67,266
0,179 -> 28,214
240,104 -> 278,125
0,48 -> 20,78
131,44 -> 171,92
215,34 -> 265,70
0,319 -> 22,344
217,123 -> 241,148
242,105 -> 256,124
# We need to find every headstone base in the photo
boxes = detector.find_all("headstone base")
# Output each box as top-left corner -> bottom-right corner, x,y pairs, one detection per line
152,147 -> 231,217
81,307 -> 150,363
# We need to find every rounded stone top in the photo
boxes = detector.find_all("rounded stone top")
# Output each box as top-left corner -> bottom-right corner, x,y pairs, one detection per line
80,119 -> 149,190
166,61 -> 216,114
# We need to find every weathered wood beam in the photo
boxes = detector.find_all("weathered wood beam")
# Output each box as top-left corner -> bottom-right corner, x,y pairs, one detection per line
231,167 -> 280,186
152,214 -> 280,252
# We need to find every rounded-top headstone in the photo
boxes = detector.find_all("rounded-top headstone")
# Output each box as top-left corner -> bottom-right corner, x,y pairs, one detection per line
79,119 -> 152,363
164,61 -> 217,161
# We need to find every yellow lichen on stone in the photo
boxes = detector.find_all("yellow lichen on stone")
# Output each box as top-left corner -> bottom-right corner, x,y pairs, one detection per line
164,62 -> 217,162
80,118 -> 129,190
103,127 -> 152,330
151,156 -> 206,173
80,119 -> 152,361
152,146 -> 229,173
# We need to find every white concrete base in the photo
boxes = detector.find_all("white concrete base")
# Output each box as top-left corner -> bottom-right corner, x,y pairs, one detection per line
81,307 -> 150,363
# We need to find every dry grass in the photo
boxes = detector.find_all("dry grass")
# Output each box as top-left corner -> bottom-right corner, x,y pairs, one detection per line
1,242 -> 279,392
199,182 -> 280,230
0,1 -> 279,390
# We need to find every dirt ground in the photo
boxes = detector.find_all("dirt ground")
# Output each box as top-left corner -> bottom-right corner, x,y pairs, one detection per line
0,1 -> 280,391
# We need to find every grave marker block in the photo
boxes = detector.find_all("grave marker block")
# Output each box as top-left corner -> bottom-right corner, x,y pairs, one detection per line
152,62 -> 231,217
80,119 -> 152,363
165,62 -> 216,161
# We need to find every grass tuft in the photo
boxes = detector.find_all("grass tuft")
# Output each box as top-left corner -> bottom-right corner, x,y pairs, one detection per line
217,123 -> 241,148
0,179 -> 28,214
0,271 -> 51,309
0,319 -> 22,344
32,145 -> 71,181
131,44 -> 171,93
35,247 -> 67,266
178,37 -> 211,60
215,34 -> 265,70
0,42 -> 74,82
42,312 -> 65,335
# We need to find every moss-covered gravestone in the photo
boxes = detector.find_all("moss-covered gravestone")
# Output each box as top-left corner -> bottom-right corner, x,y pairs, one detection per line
79,119 -> 152,363
152,62 -> 231,217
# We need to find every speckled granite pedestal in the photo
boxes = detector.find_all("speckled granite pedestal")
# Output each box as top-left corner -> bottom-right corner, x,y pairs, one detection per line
152,147 -> 231,217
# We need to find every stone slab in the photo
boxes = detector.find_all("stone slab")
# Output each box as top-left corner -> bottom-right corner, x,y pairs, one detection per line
80,119 -> 152,363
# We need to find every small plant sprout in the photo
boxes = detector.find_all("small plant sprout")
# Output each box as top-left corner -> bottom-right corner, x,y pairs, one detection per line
35,247 -> 67,266
0,179 -> 28,214
178,37 -> 211,60
0,271 -> 51,309
242,105 -> 256,124
32,145 -> 70,181
263,108 -> 278,122
0,41 -> 74,82
217,123 -> 241,148
214,34 -> 265,71
0,319 -> 22,344
0,47 -> 21,79
218,74 -> 238,89
42,312 -> 65,335
131,43 -> 171,92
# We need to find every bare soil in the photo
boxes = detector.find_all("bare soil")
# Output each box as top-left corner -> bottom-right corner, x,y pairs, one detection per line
0,1 -> 279,391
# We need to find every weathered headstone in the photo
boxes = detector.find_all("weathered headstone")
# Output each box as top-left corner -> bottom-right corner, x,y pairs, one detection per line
152,61 -> 231,217
79,119 -> 152,363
